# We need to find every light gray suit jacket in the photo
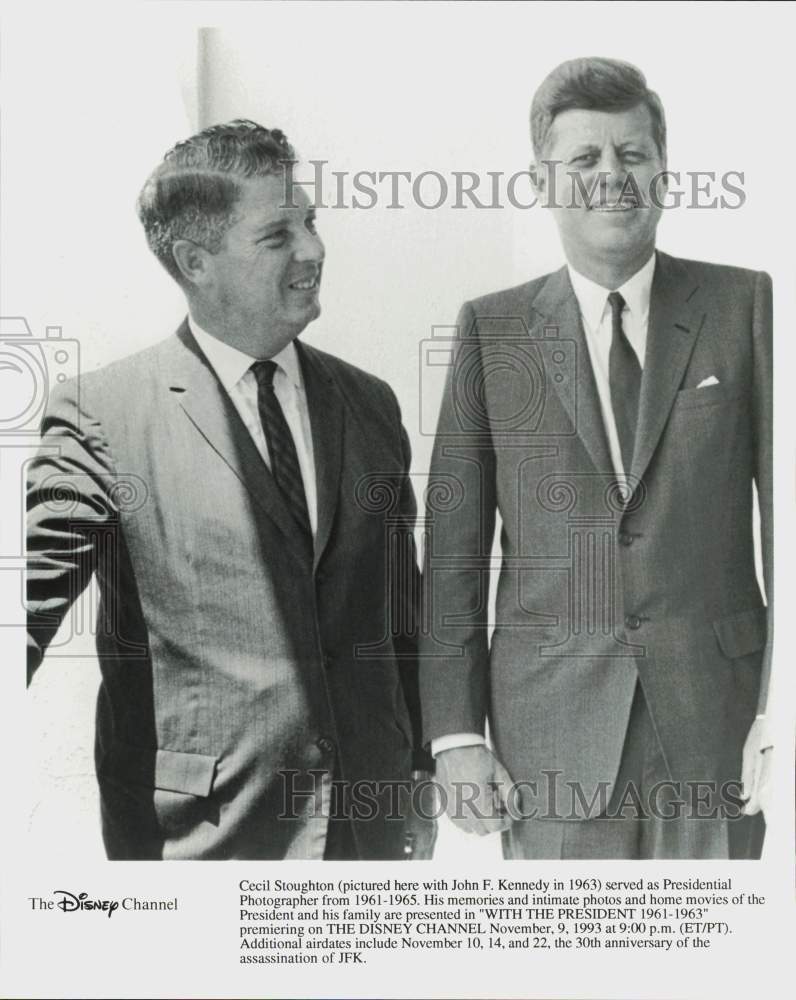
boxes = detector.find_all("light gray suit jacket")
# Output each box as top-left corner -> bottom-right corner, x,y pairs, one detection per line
27,322 -> 423,859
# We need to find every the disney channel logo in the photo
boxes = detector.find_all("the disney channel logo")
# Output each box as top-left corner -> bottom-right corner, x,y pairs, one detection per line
28,891 -> 178,918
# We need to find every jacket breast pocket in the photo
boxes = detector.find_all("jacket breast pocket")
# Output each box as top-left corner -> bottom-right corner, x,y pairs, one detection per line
674,381 -> 743,411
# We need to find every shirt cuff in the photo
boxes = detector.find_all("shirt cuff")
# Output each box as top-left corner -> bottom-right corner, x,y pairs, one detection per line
755,714 -> 774,752
431,733 -> 486,757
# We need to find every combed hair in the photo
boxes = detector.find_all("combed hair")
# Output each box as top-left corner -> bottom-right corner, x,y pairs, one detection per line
137,120 -> 296,283
530,57 -> 666,160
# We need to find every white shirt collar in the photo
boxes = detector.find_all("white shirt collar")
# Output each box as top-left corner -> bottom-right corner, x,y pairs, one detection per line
567,253 -> 656,332
187,314 -> 304,392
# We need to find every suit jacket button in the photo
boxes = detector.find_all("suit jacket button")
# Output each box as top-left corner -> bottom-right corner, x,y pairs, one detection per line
316,736 -> 335,754
619,531 -> 634,546
323,653 -> 334,670
625,614 -> 642,630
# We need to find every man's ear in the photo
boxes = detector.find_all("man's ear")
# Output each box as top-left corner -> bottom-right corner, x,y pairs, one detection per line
172,240 -> 213,287
529,160 -> 548,205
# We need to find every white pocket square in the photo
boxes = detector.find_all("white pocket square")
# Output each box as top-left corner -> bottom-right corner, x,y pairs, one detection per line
697,375 -> 719,388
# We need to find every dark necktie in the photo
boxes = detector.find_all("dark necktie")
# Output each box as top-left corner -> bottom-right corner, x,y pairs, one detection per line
251,360 -> 313,545
607,291 -> 641,476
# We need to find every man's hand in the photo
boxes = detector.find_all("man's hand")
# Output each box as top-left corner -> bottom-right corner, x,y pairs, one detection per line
741,718 -> 773,816
403,771 -> 438,860
435,745 -> 513,836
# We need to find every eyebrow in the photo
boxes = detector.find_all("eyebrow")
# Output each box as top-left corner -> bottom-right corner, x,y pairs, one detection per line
566,138 -> 652,155
253,206 -> 317,235
250,216 -> 284,233
254,218 -> 296,238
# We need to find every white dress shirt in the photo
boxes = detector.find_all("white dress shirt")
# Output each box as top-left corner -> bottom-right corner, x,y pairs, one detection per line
189,316 -> 318,536
431,255 -> 656,758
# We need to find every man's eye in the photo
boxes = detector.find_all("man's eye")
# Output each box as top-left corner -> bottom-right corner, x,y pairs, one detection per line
571,154 -> 597,166
622,151 -> 646,163
262,231 -> 288,245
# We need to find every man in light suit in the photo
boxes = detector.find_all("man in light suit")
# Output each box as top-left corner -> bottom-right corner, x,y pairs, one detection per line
27,120 -> 432,860
421,58 -> 773,858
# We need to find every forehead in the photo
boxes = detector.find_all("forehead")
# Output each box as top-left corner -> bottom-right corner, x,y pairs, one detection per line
548,104 -> 656,151
232,172 -> 313,227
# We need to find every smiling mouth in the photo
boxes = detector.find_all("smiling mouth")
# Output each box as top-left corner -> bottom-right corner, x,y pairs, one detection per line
289,275 -> 320,290
590,201 -> 638,213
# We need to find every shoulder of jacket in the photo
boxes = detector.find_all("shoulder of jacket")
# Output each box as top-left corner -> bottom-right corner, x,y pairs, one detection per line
658,251 -> 764,292
464,273 -> 553,315
303,343 -> 396,402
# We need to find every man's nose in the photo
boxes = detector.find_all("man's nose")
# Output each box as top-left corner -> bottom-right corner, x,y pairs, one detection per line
294,229 -> 324,263
600,148 -> 626,188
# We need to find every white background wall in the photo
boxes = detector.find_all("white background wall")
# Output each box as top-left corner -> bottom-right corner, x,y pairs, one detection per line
2,0 -> 793,884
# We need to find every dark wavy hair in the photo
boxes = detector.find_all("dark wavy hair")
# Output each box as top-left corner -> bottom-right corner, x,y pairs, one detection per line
531,57 -> 666,161
137,119 -> 296,284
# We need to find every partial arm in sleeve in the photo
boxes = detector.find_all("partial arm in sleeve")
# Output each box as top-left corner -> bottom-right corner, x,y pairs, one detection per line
419,301 -> 496,745
26,381 -> 117,683
751,270 -> 773,713
741,270 -> 774,817
389,399 -> 433,773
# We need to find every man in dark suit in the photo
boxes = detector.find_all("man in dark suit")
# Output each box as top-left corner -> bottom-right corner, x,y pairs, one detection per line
420,58 -> 772,858
27,120 -> 432,860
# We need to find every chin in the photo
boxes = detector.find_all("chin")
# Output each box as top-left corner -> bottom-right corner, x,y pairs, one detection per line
287,305 -> 321,338
590,225 -> 650,255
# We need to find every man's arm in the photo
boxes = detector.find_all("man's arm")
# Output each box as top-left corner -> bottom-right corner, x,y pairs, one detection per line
390,412 -> 433,774
420,302 -> 494,737
742,270 -> 774,815
384,396 -> 437,857
27,379 -> 116,683
419,302 -> 512,835
751,270 -> 774,714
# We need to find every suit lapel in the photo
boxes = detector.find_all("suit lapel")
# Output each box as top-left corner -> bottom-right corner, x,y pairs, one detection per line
530,266 -> 613,474
629,252 -> 705,488
297,342 -> 344,571
165,321 -> 305,551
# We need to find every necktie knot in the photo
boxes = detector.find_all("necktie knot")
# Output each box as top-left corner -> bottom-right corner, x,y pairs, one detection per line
251,359 -> 278,389
607,290 -> 626,322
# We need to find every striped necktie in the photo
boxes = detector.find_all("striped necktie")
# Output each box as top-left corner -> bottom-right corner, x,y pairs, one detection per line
251,360 -> 312,545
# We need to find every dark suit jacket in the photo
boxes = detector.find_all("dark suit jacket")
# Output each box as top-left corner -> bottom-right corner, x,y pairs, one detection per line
420,251 -> 772,807
27,321 -> 424,859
